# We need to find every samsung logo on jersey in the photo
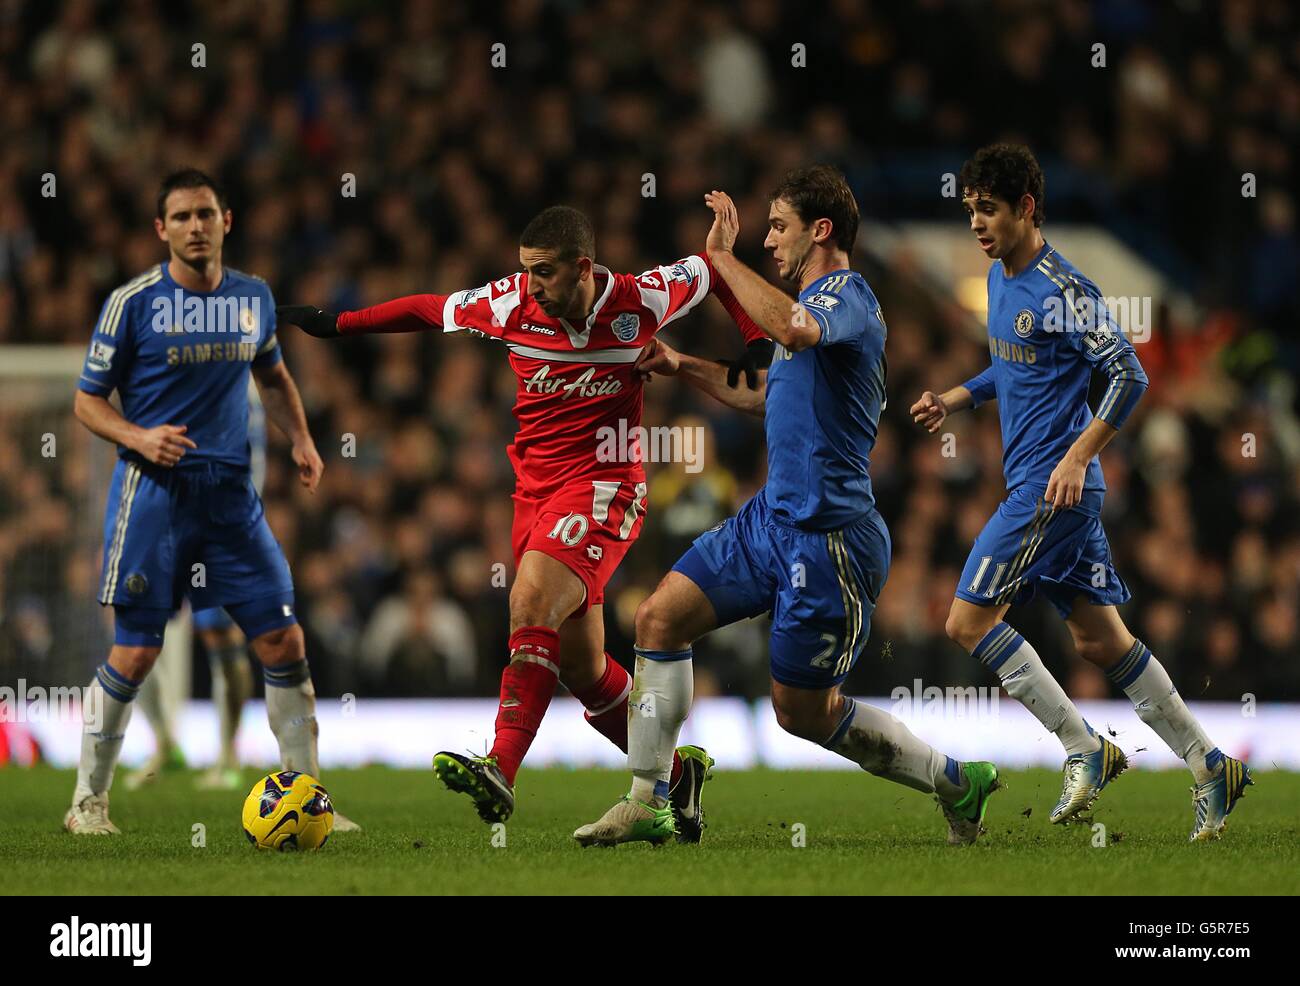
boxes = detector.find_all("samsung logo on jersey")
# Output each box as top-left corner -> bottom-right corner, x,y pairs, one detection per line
166,341 -> 260,366
989,337 -> 1037,365
150,291 -> 260,336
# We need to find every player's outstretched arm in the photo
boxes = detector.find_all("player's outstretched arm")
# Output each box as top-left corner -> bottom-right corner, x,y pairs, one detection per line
276,294 -> 451,338
252,360 -> 323,493
635,337 -> 765,417
72,390 -> 197,467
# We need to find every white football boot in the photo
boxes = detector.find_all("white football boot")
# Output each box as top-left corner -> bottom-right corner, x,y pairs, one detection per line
64,793 -> 121,835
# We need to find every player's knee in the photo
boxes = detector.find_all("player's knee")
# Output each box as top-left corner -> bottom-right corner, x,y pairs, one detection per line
1071,633 -> 1104,665
771,691 -> 838,742
252,623 -> 304,667
943,610 -> 971,648
1071,629 -> 1130,668
109,646 -> 160,681
771,700 -> 822,742
634,593 -> 687,652
509,582 -> 566,631
945,608 -> 989,652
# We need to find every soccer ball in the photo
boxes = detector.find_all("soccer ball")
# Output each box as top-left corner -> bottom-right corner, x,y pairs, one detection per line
241,770 -> 335,851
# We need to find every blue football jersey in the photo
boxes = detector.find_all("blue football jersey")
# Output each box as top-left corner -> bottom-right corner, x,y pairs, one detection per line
763,269 -> 888,530
963,242 -> 1147,511
78,262 -> 281,470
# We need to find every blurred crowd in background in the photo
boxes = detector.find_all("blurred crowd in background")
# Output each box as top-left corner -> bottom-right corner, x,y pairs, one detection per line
1,0 -> 1297,703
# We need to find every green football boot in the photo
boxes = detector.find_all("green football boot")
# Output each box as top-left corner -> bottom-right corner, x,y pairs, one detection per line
669,745 -> 715,844
938,760 -> 1001,845
573,797 -> 677,847
433,751 -> 516,824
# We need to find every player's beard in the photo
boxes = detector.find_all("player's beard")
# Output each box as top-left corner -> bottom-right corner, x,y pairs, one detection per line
176,243 -> 219,278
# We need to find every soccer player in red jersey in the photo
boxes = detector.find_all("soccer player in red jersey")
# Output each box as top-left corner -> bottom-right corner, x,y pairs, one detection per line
278,206 -> 768,837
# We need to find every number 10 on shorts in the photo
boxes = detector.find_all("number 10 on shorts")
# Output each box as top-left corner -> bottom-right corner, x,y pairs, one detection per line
547,512 -> 590,547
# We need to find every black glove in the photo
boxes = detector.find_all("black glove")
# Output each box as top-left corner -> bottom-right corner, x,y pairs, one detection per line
276,305 -> 340,339
720,338 -> 775,389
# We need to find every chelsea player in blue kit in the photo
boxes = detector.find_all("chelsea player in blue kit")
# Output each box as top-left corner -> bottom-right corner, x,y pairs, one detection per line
911,144 -> 1250,841
66,169 -> 356,834
124,383 -> 266,793
576,167 -> 999,847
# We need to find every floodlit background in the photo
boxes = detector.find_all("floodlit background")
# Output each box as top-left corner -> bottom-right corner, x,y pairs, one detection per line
1,1 -> 1297,767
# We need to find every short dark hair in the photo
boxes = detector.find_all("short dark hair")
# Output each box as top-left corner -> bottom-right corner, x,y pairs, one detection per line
959,143 -> 1046,226
519,205 -> 595,262
770,165 -> 860,253
156,168 -> 227,220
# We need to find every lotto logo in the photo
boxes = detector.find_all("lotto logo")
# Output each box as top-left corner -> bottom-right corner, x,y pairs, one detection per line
587,544 -> 603,560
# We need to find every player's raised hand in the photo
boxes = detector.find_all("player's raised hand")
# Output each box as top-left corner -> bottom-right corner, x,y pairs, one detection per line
293,439 -> 324,493
132,423 -> 197,468
634,336 -> 681,380
704,190 -> 739,256
1046,455 -> 1085,509
910,391 -> 948,433
276,305 -> 340,339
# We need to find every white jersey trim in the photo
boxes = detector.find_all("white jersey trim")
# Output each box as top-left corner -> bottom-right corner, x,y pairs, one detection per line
506,342 -> 642,363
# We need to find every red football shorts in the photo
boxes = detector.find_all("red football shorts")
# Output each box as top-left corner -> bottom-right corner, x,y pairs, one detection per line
511,478 -> 649,618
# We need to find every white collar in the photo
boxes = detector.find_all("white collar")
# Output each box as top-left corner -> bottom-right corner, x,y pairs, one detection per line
558,264 -> 614,347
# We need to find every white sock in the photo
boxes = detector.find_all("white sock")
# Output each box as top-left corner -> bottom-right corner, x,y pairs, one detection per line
973,622 -> 1099,756
263,659 -> 319,776
1107,639 -> 1216,782
135,667 -> 175,752
824,697 -> 967,800
210,644 -> 251,768
73,664 -> 140,804
627,647 -> 693,808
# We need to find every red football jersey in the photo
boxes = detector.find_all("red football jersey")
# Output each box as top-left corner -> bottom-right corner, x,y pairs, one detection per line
340,254 -> 763,496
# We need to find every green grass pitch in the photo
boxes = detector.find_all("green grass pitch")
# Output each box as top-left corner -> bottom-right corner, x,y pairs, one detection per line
4,766 -> 1297,895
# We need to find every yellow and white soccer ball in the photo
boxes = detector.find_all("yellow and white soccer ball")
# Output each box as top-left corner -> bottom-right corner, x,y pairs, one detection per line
241,770 -> 335,851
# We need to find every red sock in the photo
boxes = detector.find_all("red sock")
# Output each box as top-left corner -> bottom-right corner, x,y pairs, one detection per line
490,627 -> 561,786
573,654 -> 681,786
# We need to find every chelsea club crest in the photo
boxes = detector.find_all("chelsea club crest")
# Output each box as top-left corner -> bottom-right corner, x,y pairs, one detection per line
611,312 -> 640,342
1013,308 -> 1035,338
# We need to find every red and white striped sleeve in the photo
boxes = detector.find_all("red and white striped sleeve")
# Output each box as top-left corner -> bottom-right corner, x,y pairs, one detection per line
634,256 -> 713,330
440,273 -> 526,338
636,254 -> 766,343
